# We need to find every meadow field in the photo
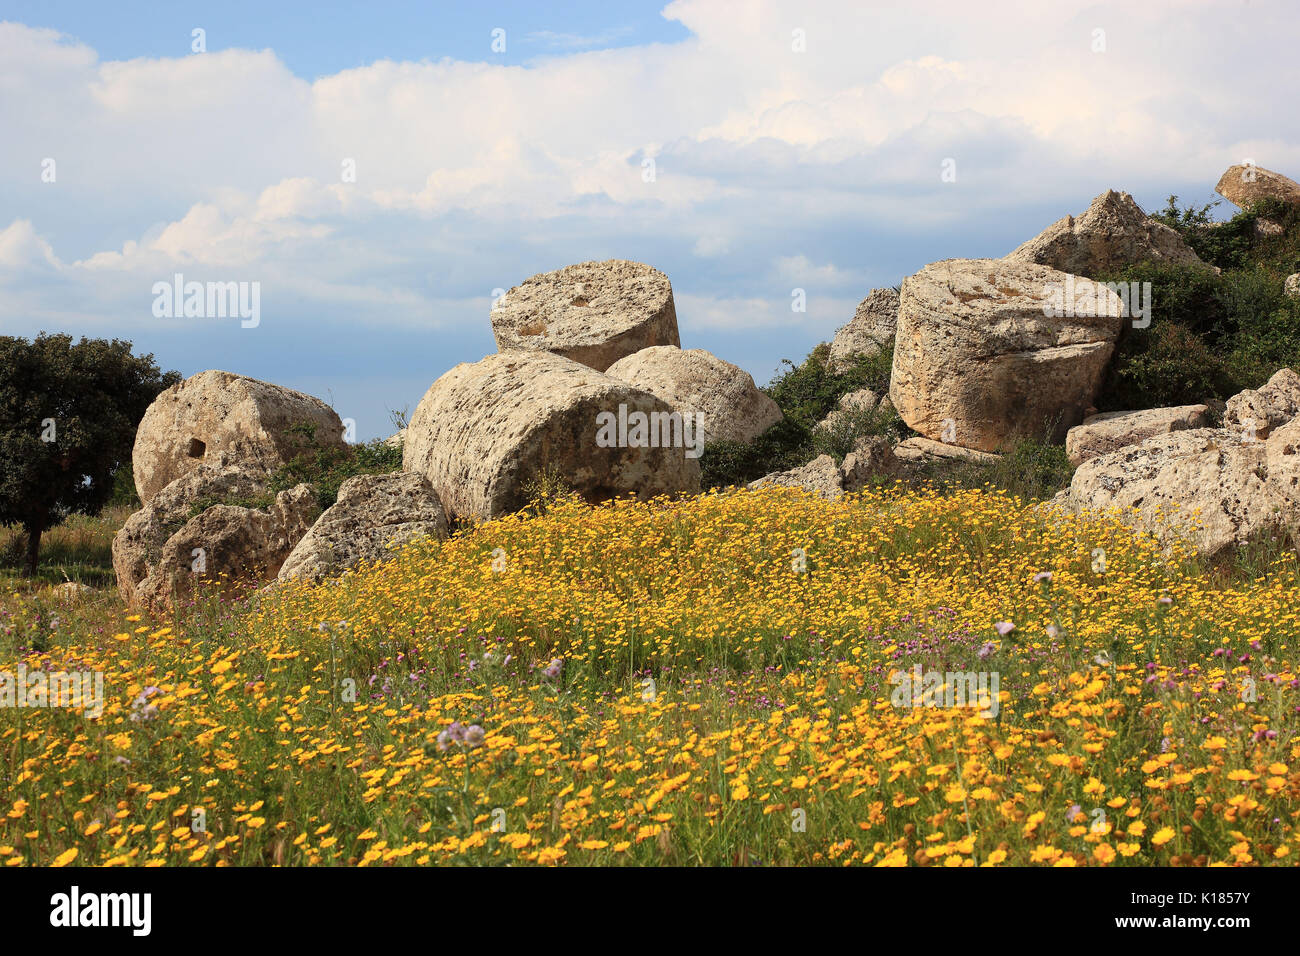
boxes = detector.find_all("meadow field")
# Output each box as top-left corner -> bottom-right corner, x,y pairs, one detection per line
2,483 -> 1296,867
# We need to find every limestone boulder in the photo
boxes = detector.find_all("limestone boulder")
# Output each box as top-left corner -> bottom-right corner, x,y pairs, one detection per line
1224,368 -> 1300,440
1065,405 -> 1211,466
841,437 -> 901,489
1005,189 -> 1203,276
1265,418 -> 1300,502
749,442 -> 898,499
892,437 -> 1000,465
403,352 -> 701,521
828,288 -> 900,370
490,260 -> 679,371
817,388 -> 881,433
1068,428 -> 1300,559
839,389 -> 880,413
1215,165 -> 1300,209
889,258 -> 1125,452
1285,274 -> 1300,299
604,346 -> 782,445
278,473 -> 448,582
133,370 -> 345,504
113,458 -> 318,609
749,455 -> 844,500
113,455 -> 270,602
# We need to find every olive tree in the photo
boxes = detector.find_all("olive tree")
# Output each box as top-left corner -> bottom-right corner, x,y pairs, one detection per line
0,334 -> 178,575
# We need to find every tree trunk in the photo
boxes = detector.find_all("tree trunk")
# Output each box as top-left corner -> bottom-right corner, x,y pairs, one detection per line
22,523 -> 42,578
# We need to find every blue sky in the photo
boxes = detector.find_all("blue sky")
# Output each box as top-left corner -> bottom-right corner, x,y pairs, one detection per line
2,0 -> 1298,439
0,0 -> 691,75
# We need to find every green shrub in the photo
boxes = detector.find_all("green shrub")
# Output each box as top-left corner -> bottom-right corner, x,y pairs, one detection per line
808,402 -> 905,463
1151,195 -> 1254,271
1093,261 -> 1230,341
699,344 -> 900,489
1222,268 -> 1300,387
1151,194 -> 1300,274
267,433 -> 403,511
699,417 -> 811,490
765,343 -> 891,426
1093,208 -> 1300,411
1101,322 -> 1234,411
520,463 -> 576,517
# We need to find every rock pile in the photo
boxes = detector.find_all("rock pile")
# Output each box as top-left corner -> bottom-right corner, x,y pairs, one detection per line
110,162 -> 1300,593
403,351 -> 701,521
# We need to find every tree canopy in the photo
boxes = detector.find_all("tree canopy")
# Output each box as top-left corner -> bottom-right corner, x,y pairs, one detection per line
0,333 -> 179,574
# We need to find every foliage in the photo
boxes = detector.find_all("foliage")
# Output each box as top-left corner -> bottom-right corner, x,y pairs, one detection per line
1096,199 -> 1300,411
519,463 -> 577,517
700,344 -> 899,488
808,402 -> 905,463
0,334 -> 178,575
1152,194 -> 1300,274
1100,322 -> 1235,411
265,424 -> 404,512
908,437 -> 1076,502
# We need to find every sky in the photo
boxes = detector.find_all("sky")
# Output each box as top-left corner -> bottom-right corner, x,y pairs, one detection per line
2,0 -> 1298,439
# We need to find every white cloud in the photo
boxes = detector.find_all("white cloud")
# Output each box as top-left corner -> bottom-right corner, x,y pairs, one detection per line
676,291 -> 856,333
692,234 -> 730,257
774,254 -> 862,288
1,2 -> 1298,433
525,27 -> 637,50
0,220 -> 61,270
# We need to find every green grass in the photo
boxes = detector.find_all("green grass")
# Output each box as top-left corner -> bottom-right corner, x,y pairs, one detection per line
0,505 -> 129,589
901,437 -> 1076,501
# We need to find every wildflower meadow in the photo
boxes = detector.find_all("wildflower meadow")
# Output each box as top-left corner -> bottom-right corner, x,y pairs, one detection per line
3,485 -> 1296,867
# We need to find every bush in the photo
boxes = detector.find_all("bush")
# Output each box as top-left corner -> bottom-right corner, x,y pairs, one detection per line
1151,195 -> 1254,271
1095,235 -> 1300,409
808,402 -> 905,463
1093,261 -> 1231,341
699,417 -> 812,490
1101,322 -> 1235,411
1151,194 -> 1300,274
1222,269 -> 1300,387
699,344 -> 899,488
520,464 -> 577,517
766,343 -> 893,425
267,428 -> 404,511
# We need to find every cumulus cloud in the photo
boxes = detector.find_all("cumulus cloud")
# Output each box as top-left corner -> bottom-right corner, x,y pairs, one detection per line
0,220 -> 61,270
1,1 -> 1298,436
